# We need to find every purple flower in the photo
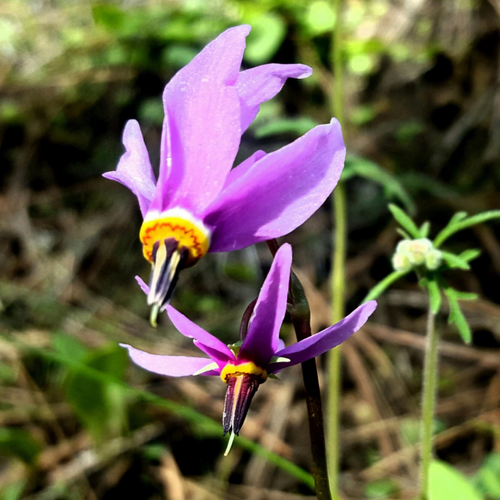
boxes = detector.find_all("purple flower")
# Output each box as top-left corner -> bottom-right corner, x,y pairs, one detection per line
120,244 -> 377,449
103,25 -> 346,324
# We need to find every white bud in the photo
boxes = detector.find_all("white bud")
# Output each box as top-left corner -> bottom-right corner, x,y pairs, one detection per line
406,238 -> 433,266
392,252 -> 412,272
425,248 -> 442,270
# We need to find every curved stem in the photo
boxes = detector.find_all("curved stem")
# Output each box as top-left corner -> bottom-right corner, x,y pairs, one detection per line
420,295 -> 439,499
327,0 -> 346,496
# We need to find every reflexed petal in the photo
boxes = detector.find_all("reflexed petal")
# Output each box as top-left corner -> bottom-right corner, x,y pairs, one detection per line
135,275 -> 149,294
159,26 -> 250,213
148,109 -> 183,213
223,150 -> 266,189
103,120 -> 156,217
120,343 -> 218,377
166,305 -> 234,360
205,119 -> 345,252
193,340 -> 234,370
239,244 -> 292,367
237,63 -> 312,132
268,301 -> 377,373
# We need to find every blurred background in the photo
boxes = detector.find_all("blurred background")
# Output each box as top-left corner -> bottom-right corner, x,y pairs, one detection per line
1,0 -> 500,498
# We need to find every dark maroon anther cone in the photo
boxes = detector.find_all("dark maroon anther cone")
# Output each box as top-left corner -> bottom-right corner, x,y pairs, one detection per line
149,238 -> 189,310
222,374 -> 261,435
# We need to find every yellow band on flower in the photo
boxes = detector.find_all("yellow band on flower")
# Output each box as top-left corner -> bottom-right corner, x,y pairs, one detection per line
140,213 -> 210,266
220,362 -> 268,384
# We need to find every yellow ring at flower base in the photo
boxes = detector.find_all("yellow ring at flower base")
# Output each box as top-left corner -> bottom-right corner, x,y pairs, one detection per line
140,211 -> 210,266
220,362 -> 268,384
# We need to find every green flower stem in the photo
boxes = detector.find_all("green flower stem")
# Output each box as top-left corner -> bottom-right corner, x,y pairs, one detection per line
420,295 -> 439,499
267,240 -> 331,499
327,0 -> 346,493
327,182 -> 346,499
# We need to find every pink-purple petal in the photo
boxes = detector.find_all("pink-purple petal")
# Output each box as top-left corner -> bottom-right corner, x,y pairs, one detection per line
223,150 -> 266,189
237,63 -> 312,132
193,340 -> 235,370
159,26 -> 250,213
205,119 -> 345,252
166,305 -> 233,360
149,108 -> 184,213
239,244 -> 292,367
269,301 -> 377,373
135,275 -> 149,295
120,343 -> 217,377
103,120 -> 156,217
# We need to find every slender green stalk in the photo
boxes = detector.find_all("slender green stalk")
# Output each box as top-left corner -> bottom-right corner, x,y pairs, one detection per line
420,295 -> 439,499
327,183 -> 346,497
327,0 -> 346,497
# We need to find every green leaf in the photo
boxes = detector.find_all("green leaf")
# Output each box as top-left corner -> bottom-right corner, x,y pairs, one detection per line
92,4 -> 125,32
0,481 -> 26,500
342,156 -> 415,212
426,278 -> 442,314
63,344 -> 129,443
434,210 -> 500,247
440,251 -> 471,270
444,289 -> 472,343
0,428 -> 42,465
474,453 -> 500,499
244,13 -> 286,64
254,117 -> 319,139
420,221 -> 431,238
305,0 -> 337,35
450,211 -> 468,224
459,249 -> 481,263
388,204 -> 421,238
365,478 -> 399,498
348,53 -> 375,75
363,270 -> 410,302
429,460 -> 483,500
52,332 -> 89,364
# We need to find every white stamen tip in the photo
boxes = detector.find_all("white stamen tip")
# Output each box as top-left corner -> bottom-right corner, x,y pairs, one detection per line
224,431 -> 236,456
150,304 -> 160,328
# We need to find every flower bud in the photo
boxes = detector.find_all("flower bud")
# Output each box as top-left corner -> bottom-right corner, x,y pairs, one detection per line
392,238 -> 442,272
425,248 -> 442,270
